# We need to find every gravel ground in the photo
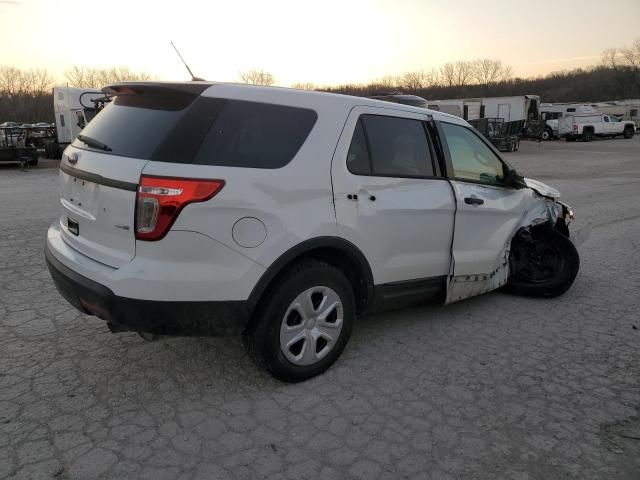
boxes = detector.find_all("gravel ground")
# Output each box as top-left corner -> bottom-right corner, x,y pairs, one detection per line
1,137 -> 639,480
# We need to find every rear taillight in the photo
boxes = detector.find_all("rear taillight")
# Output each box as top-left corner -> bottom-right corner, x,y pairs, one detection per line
135,175 -> 224,241
573,124 -> 578,131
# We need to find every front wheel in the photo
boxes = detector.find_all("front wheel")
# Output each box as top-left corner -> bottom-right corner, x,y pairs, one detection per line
506,227 -> 579,298
244,260 -> 355,382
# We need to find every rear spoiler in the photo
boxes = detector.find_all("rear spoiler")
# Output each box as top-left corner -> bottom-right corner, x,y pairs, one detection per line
102,82 -> 213,96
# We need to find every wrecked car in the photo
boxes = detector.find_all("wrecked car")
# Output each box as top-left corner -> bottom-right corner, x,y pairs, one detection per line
44,82 -> 579,382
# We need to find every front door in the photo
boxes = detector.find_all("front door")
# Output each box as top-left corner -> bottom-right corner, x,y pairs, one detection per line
438,121 -> 531,300
331,107 -> 456,285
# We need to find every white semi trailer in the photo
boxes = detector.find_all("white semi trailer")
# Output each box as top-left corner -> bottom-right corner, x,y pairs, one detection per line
427,95 -> 541,125
480,95 -> 541,124
427,95 -> 543,139
47,87 -> 105,158
426,98 -> 483,120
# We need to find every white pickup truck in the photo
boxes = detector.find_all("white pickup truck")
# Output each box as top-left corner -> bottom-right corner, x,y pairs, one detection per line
558,114 -> 635,141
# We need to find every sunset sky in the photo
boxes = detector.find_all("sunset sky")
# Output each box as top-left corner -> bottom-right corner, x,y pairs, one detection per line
1,0 -> 639,86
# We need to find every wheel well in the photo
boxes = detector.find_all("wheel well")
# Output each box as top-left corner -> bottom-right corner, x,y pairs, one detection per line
299,247 -> 370,312
247,241 -> 374,321
583,126 -> 594,133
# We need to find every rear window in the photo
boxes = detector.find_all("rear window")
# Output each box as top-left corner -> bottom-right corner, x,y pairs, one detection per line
193,101 -> 317,168
72,91 -> 197,159
72,93 -> 317,169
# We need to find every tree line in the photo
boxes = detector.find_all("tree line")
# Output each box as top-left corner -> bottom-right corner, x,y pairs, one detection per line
0,66 -> 153,123
1,38 -> 639,123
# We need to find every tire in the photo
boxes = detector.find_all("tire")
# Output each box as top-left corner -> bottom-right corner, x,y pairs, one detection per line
541,128 -> 552,141
506,226 -> 580,298
28,157 -> 38,166
623,126 -> 634,139
582,129 -> 593,142
243,260 -> 355,383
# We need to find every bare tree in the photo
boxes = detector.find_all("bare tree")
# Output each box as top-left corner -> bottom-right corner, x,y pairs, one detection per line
453,60 -> 474,87
602,39 -> 640,91
238,69 -> 275,86
400,69 -> 441,91
620,38 -> 640,66
64,66 -> 153,88
473,59 -> 513,85
439,63 -> 454,87
291,82 -> 316,90
601,48 -> 620,68
400,71 -> 426,91
0,66 -> 55,121
0,66 -> 22,96
423,68 -> 441,88
370,74 -> 399,92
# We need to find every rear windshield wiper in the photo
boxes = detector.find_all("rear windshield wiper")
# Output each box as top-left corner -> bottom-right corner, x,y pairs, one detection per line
77,134 -> 112,152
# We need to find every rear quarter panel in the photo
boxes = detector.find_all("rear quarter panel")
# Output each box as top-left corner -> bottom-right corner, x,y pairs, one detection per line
143,86 -> 351,270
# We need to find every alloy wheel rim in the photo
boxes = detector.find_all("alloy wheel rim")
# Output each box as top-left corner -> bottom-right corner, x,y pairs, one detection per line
279,286 -> 344,366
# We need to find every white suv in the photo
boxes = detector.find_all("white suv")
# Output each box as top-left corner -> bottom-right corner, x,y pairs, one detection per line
45,82 -> 579,382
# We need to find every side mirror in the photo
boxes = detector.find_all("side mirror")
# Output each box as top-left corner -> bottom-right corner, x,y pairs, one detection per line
504,167 -> 525,189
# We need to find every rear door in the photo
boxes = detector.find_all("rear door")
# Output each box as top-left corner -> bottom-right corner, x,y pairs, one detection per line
332,106 -> 455,285
58,84 -> 209,268
438,121 -> 530,277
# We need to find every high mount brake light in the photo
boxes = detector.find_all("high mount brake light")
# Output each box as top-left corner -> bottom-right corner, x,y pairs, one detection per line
135,175 -> 224,241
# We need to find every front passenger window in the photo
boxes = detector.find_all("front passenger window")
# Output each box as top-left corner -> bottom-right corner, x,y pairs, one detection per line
441,122 -> 505,184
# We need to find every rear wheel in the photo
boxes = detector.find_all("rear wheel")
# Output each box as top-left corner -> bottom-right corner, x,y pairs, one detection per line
582,129 -> 594,142
244,260 -> 355,382
506,227 -> 579,298
623,126 -> 634,139
541,128 -> 552,141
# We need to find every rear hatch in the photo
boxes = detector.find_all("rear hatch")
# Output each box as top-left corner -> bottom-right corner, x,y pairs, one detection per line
58,83 -> 211,268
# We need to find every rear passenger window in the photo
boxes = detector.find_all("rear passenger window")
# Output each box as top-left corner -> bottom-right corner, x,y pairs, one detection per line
347,114 -> 434,177
346,120 -> 370,175
194,101 -> 317,169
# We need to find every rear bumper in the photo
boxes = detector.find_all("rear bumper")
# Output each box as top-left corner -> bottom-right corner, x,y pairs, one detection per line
45,242 -> 252,336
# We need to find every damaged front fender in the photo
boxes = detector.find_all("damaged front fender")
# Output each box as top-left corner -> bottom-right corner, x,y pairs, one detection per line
445,179 -> 573,304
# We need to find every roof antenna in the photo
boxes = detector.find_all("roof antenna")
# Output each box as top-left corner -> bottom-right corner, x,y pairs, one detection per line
171,41 -> 205,81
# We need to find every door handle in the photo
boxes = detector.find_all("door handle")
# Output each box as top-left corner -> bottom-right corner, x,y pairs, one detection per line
359,189 -> 377,202
348,192 -> 376,201
464,196 -> 484,206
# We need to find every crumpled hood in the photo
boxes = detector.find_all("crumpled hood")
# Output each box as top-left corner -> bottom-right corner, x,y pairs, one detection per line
524,178 -> 560,198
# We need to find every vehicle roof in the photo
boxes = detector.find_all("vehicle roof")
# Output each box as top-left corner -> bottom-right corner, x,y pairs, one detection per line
103,81 -> 467,126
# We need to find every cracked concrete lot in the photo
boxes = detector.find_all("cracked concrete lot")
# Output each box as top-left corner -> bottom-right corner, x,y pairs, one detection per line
1,137 -> 639,479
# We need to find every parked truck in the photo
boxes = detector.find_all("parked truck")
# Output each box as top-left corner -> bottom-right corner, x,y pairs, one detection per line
540,103 -> 597,140
591,100 -> 640,129
46,87 -> 105,158
558,114 -> 635,141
